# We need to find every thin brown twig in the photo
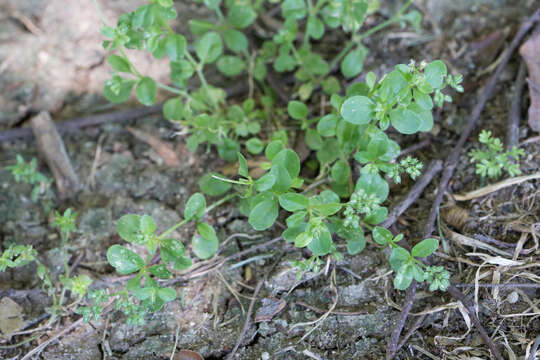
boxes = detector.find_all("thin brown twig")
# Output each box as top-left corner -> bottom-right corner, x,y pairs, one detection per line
529,334 -> 540,360
447,285 -> 504,360
227,280 -> 263,359
21,318 -> 83,360
507,61 -> 527,150
399,138 -> 432,157
295,300 -> 368,316
396,313 -> 426,351
381,160 -> 443,229
454,282 -> 540,289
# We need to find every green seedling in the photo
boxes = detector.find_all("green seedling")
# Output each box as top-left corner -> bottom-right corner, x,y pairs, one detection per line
469,130 -> 524,179
5,155 -> 54,211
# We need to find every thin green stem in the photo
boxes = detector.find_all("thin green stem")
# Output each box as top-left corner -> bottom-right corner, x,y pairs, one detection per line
185,52 -> 219,111
158,219 -> 189,240
205,193 -> 237,213
158,193 -> 238,240
92,0 -> 108,26
326,0 -> 412,76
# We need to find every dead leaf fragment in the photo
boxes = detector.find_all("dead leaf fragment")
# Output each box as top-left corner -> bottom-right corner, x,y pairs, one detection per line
255,297 -> 286,322
126,126 -> 180,167
0,297 -> 24,335
173,350 -> 204,360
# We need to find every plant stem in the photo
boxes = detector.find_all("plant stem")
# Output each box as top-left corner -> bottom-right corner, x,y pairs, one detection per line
92,0 -> 108,26
158,193 -> 237,240
326,0 -> 412,75
185,52 -> 220,111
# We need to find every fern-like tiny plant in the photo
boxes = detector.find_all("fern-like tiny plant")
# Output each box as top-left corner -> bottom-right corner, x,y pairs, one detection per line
469,130 -> 524,179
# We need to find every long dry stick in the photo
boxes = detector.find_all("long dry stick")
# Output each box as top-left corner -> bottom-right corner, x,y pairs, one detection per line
386,8 -> 540,359
21,318 -> 83,360
227,280 -> 263,359
507,61 -> 527,150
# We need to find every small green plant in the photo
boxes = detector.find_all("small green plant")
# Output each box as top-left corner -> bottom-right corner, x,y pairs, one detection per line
0,209 -> 84,324
77,192 -> 239,324
5,155 -> 54,210
469,130 -> 524,179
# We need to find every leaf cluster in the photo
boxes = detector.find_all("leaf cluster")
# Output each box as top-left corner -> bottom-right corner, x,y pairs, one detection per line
469,130 -> 524,179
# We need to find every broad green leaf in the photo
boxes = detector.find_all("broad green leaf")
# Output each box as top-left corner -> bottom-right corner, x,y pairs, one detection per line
228,5 -> 257,29
107,55 -> 131,73
140,215 -> 156,235
331,159 -> 350,184
199,173 -> 232,196
188,19 -> 215,36
411,238 -> 439,258
157,287 -> 177,302
305,128 -> 323,150
413,88 -> 433,110
265,140 -> 285,160
340,96 -> 374,125
103,76 -> 134,103
341,47 -> 367,78
372,226 -> 393,245
286,211 -> 307,227
135,77 -> 157,106
295,231 -> 312,247
158,0 -> 174,6
317,114 -> 338,137
246,138 -> 264,154
307,226 -> 332,256
272,149 -> 300,178
288,101 -> 308,120
195,31 -> 223,64
279,193 -> 308,212
237,153 -> 249,178
255,173 -> 276,191
106,245 -> 144,274
282,225 -> 306,243
184,193 -> 206,220
394,264 -> 414,290
270,164 -> 292,192
306,16 -> 324,39
217,56 -> 245,77
223,29 -> 248,53
389,246 -> 410,271
193,222 -> 219,259
312,203 -> 341,216
165,34 -> 186,62
408,103 -> 434,132
172,256 -> 192,270
282,0 -> 307,19
424,60 -> 447,89
170,60 -> 194,83
346,235 -> 365,255
148,264 -> 171,279
364,206 -> 388,225
135,287 -> 155,300
389,107 -> 421,134
248,198 -> 278,230
117,214 -> 141,243
322,76 -> 341,95
160,238 -> 185,262
355,173 -> 389,202
163,97 -> 184,121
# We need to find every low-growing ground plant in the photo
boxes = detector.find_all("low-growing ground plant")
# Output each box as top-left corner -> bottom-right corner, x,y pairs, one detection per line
469,129 -> 524,179
5,155 -> 54,211
1,0 -> 465,326
88,0 -> 464,318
